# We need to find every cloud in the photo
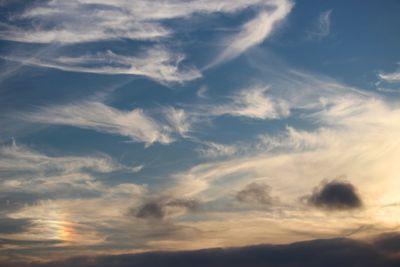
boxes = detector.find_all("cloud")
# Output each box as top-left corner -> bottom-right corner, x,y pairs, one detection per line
374,232 -> 400,253
0,0 -> 280,44
375,64 -> 400,93
0,217 -> 33,234
164,107 -> 191,137
0,140 -> 120,172
196,142 -> 238,158
307,10 -> 332,40
211,86 -> 290,120
0,141 -> 143,197
209,0 -> 293,67
306,179 -> 363,210
0,0 -> 292,81
134,197 -> 200,220
4,235 -> 400,267
18,101 -> 174,145
197,86 -> 208,99
236,182 -> 275,205
2,49 -> 201,83
379,70 -> 400,83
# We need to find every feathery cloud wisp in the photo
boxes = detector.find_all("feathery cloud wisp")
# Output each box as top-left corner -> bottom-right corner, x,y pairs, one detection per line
19,101 -> 174,145
209,0 -> 293,67
211,86 -> 290,120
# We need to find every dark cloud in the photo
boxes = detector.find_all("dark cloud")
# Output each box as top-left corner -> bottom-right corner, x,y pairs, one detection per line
373,232 -> 400,253
135,201 -> 164,219
0,193 -> 39,213
134,197 -> 200,220
3,234 -> 400,267
236,182 -> 275,205
306,179 -> 362,210
0,217 -> 33,234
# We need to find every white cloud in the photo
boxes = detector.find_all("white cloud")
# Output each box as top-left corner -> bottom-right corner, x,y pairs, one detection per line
0,0 -> 293,81
375,64 -> 400,93
379,66 -> 400,83
211,86 -> 290,120
379,72 -> 400,82
196,142 -> 238,158
0,141 -> 144,195
19,101 -> 174,145
2,49 -> 201,83
209,0 -> 293,67
164,107 -> 192,137
0,140 -> 120,174
0,0 -> 276,44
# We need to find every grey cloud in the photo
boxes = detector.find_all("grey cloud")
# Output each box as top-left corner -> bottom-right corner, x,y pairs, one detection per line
236,182 -> 275,205
134,197 -> 200,220
306,179 -> 362,210
135,201 -> 165,220
374,232 -> 400,253
0,217 -> 33,234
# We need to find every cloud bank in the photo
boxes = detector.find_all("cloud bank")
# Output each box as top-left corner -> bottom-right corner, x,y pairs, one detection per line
3,234 -> 400,267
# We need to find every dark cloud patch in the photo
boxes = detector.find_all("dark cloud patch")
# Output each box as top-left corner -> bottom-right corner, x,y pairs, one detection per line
0,193 -> 39,214
236,182 -> 275,205
306,180 -> 362,210
135,201 -> 164,220
373,232 -> 400,253
0,217 -> 33,234
3,234 -> 400,267
0,238 -> 61,247
134,197 -> 200,220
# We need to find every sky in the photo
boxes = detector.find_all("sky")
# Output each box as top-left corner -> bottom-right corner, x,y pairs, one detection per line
0,0 -> 400,266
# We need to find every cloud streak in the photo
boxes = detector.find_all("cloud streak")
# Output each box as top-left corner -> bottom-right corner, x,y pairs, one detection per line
211,86 -> 290,120
209,0 -> 293,67
2,49 -> 201,83
18,101 -> 174,145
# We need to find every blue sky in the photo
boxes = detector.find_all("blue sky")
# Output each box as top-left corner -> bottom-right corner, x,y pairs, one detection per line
1,0 -> 400,264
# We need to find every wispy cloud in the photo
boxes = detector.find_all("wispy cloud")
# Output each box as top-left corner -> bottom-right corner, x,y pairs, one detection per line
0,0 -> 293,81
164,107 -> 192,137
196,142 -> 238,158
209,0 -> 293,67
0,0 -> 277,44
375,64 -> 400,93
0,141 -> 143,195
211,86 -> 290,120
307,10 -> 332,40
2,49 -> 201,83
378,64 -> 400,83
18,101 -> 174,145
